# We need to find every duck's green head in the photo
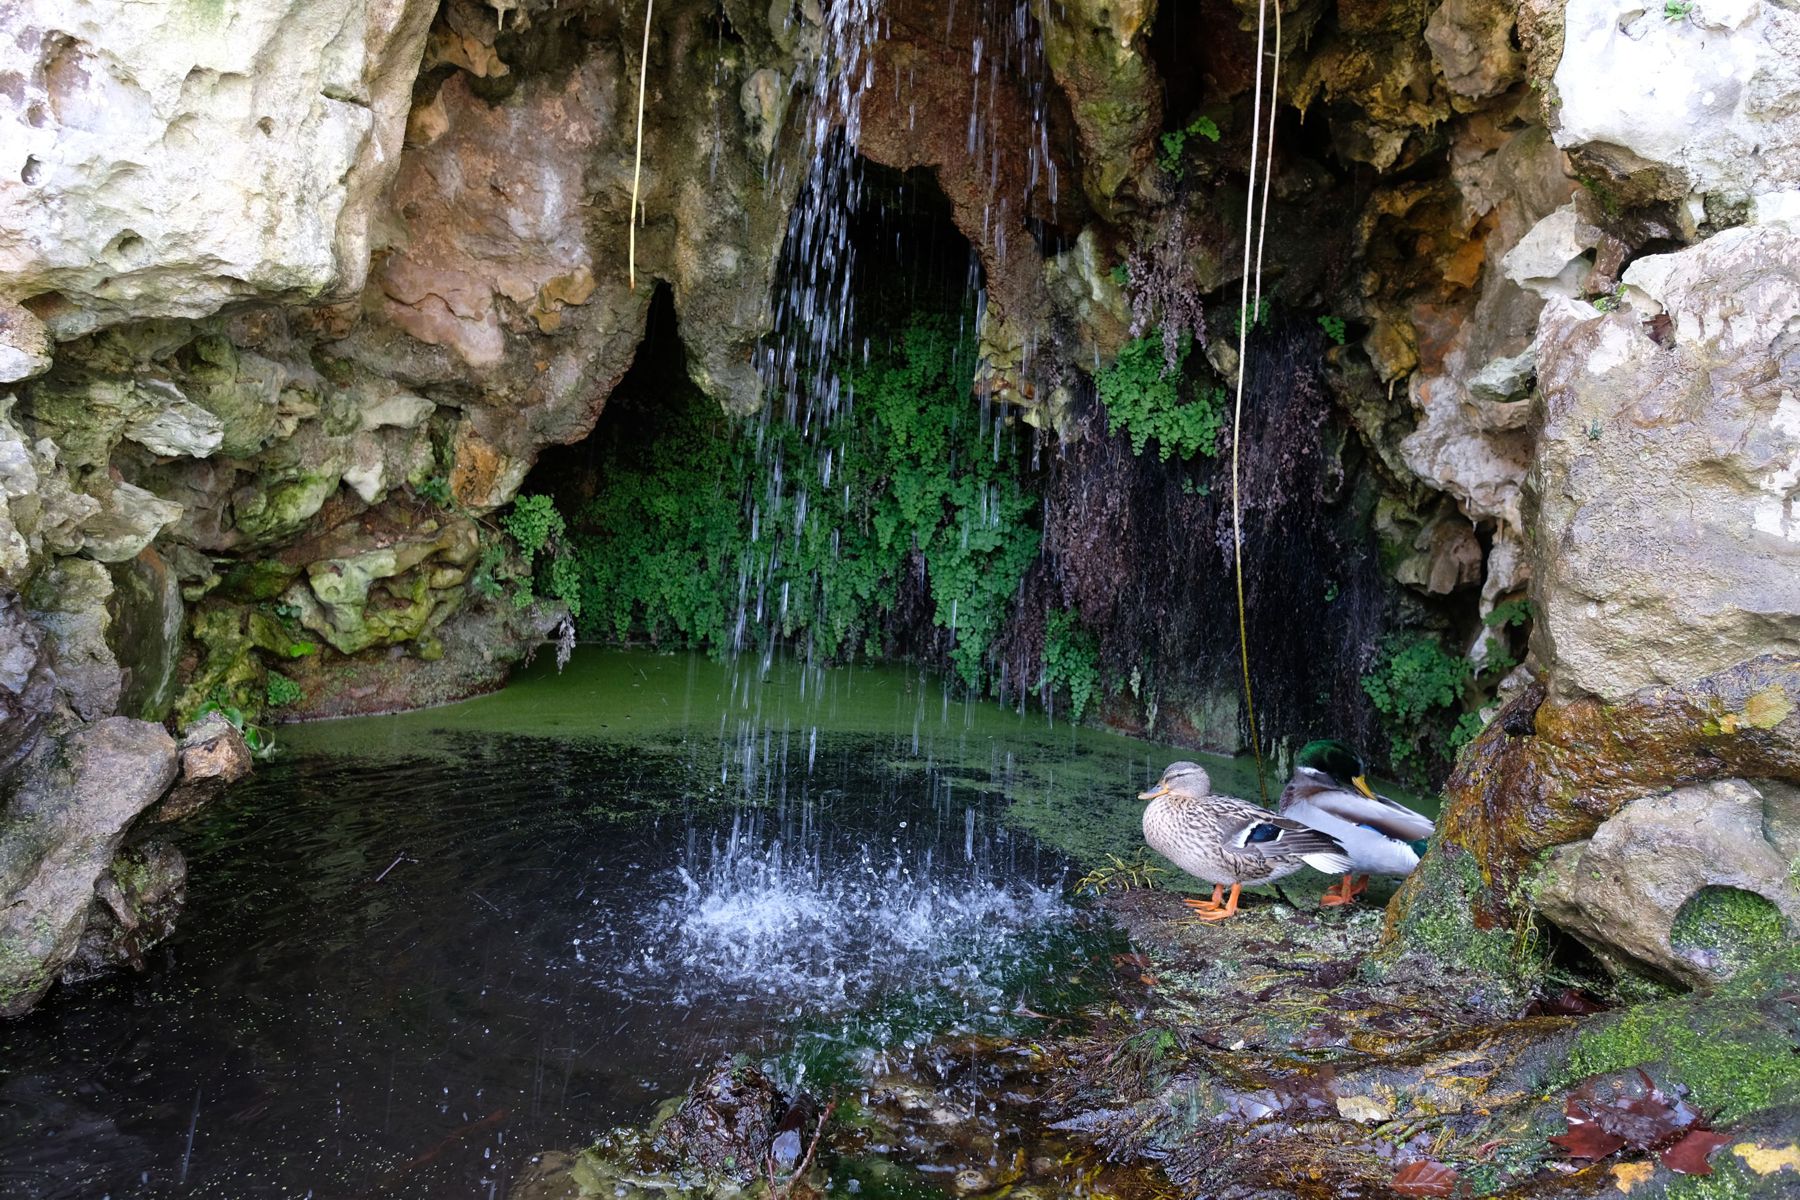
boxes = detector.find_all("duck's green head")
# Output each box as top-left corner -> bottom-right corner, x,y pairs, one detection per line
1294,738 -> 1375,798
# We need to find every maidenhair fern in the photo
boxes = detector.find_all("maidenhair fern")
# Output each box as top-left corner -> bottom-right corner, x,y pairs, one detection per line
1095,334 -> 1226,461
560,311 -> 1039,691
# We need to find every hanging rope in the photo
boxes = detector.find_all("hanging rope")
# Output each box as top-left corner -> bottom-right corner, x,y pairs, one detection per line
628,0 -> 654,290
1231,0 -> 1278,802
1254,2 -> 1282,313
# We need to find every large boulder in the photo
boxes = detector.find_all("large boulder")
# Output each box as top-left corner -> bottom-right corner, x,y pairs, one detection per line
1550,0 -> 1800,203
1530,219 -> 1800,703
1534,779 -> 1800,988
0,716 -> 177,1017
0,0 -> 439,337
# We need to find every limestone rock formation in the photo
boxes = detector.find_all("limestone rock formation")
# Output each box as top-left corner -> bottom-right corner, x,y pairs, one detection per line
0,717 -> 178,1016
1398,118 -> 1571,621
0,0 -> 439,336
1535,780 -> 1800,988
1550,0 -> 1800,203
1531,219 -> 1800,703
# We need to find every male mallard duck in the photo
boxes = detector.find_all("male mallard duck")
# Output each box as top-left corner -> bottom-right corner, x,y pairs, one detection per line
1279,739 -> 1435,907
1140,761 -> 1352,921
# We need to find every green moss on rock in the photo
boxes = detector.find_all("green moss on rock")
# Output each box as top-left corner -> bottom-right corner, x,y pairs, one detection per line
1383,845 -> 1542,997
173,607 -> 265,728
1671,886 -> 1792,981
1555,946 -> 1800,1124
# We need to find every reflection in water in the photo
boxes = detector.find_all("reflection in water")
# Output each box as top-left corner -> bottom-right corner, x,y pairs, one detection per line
0,650 -> 1191,1200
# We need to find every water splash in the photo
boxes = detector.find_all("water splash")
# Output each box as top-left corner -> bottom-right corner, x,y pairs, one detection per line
633,809 -> 1066,1013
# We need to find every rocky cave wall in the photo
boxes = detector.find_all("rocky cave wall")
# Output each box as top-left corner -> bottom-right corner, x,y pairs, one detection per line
1,0 -> 1797,1014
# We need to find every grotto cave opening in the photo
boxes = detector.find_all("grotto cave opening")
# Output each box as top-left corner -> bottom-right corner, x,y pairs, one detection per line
516,142 -> 1446,786
516,158 -> 1035,687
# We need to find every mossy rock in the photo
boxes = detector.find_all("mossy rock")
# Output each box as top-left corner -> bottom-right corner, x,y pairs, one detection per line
1670,887 -> 1793,983
1382,844 -> 1543,1006
1554,946 -> 1800,1125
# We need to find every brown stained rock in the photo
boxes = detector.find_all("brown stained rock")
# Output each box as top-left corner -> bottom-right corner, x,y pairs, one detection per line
156,711 -> 254,823
1423,0 -> 1525,104
373,67 -> 605,374
449,421 -> 530,511
858,0 -> 1082,411
1392,657 -> 1800,939
1394,119 -> 1573,615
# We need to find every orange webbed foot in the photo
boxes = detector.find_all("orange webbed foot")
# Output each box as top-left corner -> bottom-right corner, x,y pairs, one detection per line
1320,874 -> 1360,907
1182,884 -> 1226,915
1192,883 -> 1241,921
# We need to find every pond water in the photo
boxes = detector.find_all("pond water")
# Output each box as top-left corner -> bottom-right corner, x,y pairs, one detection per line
1,650 -> 1243,1199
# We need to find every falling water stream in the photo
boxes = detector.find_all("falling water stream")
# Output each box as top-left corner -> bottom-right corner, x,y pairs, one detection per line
0,650 -> 1254,1198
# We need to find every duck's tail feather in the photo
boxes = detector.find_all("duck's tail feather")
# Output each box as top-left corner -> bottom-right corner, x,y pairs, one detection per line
1301,851 -> 1354,874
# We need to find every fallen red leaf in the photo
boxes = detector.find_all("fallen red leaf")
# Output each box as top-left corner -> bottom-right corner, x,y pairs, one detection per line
1594,1091 -> 1697,1148
1549,1121 -> 1627,1161
1660,1129 -> 1730,1176
1554,1072 -> 1700,1162
1390,1160 -> 1458,1197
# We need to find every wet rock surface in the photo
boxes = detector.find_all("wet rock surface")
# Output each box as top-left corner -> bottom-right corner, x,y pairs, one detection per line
512,892 -> 1800,1200
59,838 -> 186,984
155,710 -> 255,822
649,1063 -> 792,1182
0,716 -> 177,1016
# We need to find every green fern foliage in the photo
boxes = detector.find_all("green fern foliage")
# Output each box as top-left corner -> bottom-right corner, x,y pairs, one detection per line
1096,334 -> 1225,461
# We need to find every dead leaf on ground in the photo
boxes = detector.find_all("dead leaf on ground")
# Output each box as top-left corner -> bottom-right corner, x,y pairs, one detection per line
1660,1129 -> 1730,1176
1390,1159 -> 1458,1196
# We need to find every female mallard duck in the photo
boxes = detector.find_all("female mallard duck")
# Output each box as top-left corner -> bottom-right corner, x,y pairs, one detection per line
1140,761 -> 1351,921
1279,739 -> 1435,907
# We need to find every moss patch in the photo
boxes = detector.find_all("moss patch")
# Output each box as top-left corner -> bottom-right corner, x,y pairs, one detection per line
1670,886 -> 1791,981
1384,845 -> 1537,993
1556,947 -> 1800,1124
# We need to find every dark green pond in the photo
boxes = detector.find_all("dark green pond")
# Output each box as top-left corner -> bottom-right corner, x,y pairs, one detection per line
1,650 -> 1243,1199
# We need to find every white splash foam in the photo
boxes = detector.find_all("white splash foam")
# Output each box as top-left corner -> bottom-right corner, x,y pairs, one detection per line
632,816 -> 1067,1013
